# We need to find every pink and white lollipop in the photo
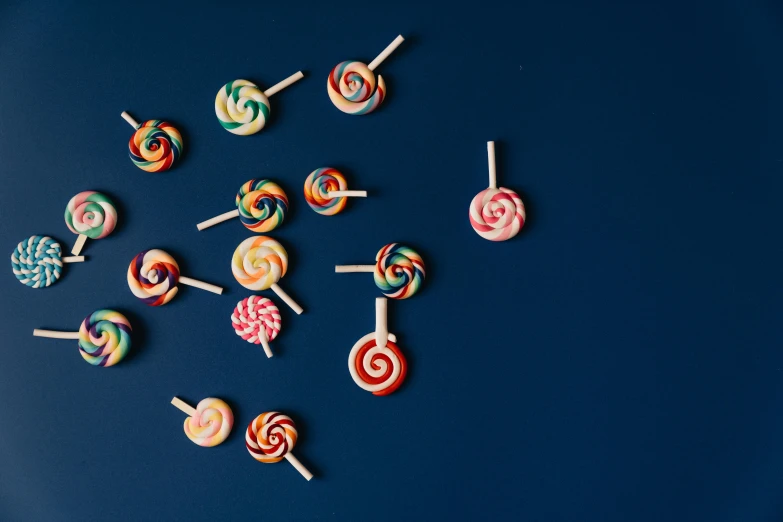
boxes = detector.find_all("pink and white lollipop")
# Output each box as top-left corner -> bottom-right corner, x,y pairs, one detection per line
469,141 -> 526,241
231,296 -> 282,358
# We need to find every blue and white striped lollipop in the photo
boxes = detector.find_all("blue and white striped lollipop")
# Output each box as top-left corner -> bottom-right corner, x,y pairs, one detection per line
10,235 -> 84,288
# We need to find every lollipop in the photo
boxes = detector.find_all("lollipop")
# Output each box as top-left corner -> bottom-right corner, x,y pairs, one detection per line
232,236 -> 303,314
215,71 -> 304,136
335,243 -> 425,299
121,111 -> 183,172
64,191 -> 118,255
171,397 -> 233,447
128,249 -> 223,306
304,168 -> 367,216
349,298 -> 406,396
469,141 -> 526,241
246,412 -> 313,480
231,296 -> 281,358
11,235 -> 84,289
327,35 -> 404,115
32,309 -> 131,367
197,179 -> 288,232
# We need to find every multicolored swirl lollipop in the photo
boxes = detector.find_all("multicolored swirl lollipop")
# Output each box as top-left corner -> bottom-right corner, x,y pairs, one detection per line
11,235 -> 84,289
303,168 -> 367,216
197,179 -> 288,232
232,236 -> 303,314
121,112 -> 183,172
33,309 -> 132,367
64,191 -> 118,255
348,298 -> 406,396
231,296 -> 282,358
469,141 -> 526,241
127,249 -> 223,306
246,411 -> 313,480
327,35 -> 404,115
335,243 -> 425,299
171,397 -> 233,448
215,72 -> 304,136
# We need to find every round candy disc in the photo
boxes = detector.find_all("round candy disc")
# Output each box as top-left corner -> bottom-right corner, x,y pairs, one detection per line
373,243 -> 425,299
348,332 -> 407,396
304,168 -> 348,216
215,80 -> 270,136
327,61 -> 386,115
469,187 -> 525,241
127,249 -> 180,306
246,412 -> 298,463
11,235 -> 65,288
236,179 -> 288,232
232,236 -> 288,291
231,296 -> 281,345
65,191 -> 117,240
183,398 -> 234,447
78,309 -> 132,367
128,120 -> 182,172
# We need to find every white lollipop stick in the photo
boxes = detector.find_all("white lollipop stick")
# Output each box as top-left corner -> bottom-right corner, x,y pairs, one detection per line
63,256 -> 85,263
33,329 -> 80,340
71,235 -> 88,256
179,276 -> 224,295
121,111 -> 140,129
487,141 -> 497,189
368,35 -> 405,72
335,265 -> 375,273
196,209 -> 240,231
375,297 -> 389,348
171,397 -> 197,417
270,283 -> 303,315
327,190 -> 367,198
284,453 -> 313,481
258,329 -> 273,359
264,71 -> 305,97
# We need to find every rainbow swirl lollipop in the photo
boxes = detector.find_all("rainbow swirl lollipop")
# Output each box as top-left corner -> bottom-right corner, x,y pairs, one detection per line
128,249 -> 223,306
246,412 -> 313,480
121,112 -> 182,172
335,243 -> 425,299
197,179 -> 288,232
303,168 -> 367,216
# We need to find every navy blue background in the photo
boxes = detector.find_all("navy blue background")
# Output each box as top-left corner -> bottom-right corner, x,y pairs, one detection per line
1,1 -> 782,521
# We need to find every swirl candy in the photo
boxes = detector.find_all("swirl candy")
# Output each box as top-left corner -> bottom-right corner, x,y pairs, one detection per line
348,298 -> 406,396
335,243 -> 425,299
246,412 -> 313,480
33,309 -> 132,367
121,111 -> 183,173
64,191 -> 118,255
128,249 -> 223,306
327,35 -> 404,115
231,296 -> 282,358
215,72 -> 304,136
171,397 -> 234,448
469,141 -> 526,241
11,235 -> 84,289
196,179 -> 288,232
232,236 -> 303,314
304,168 -> 367,216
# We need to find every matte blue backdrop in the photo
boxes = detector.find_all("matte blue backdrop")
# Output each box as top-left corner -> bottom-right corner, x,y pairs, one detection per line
1,1 -> 782,521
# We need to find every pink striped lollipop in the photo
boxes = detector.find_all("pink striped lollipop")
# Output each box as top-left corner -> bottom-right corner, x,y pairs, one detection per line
469,141 -> 526,241
231,296 -> 282,358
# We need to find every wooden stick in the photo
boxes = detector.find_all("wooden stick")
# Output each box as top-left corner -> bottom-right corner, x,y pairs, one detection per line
33,329 -> 80,340
259,329 -> 273,359
264,71 -> 305,97
196,209 -> 239,231
284,453 -> 313,481
335,265 -> 375,273
179,276 -> 224,295
368,35 -> 405,72
121,111 -> 140,129
487,141 -> 497,189
270,283 -> 303,315
71,234 -> 88,256
63,256 -> 85,263
375,297 -> 389,348
327,190 -> 367,198
171,397 -> 197,417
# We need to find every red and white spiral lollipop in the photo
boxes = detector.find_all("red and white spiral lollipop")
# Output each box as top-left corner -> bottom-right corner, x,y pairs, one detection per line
231,296 -> 281,358
348,298 -> 407,396
469,141 -> 526,241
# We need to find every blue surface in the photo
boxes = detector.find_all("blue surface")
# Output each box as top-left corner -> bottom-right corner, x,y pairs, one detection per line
1,1 -> 782,521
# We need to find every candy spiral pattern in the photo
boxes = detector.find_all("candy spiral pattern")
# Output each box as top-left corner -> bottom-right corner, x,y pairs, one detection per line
327,61 -> 386,115
127,249 -> 180,306
78,309 -> 132,367
231,296 -> 281,345
232,236 -> 288,291
215,80 -> 270,136
303,168 -> 348,216
349,332 -> 407,396
373,243 -> 425,299
64,191 -> 118,240
183,398 -> 234,447
235,179 -> 288,232
246,412 -> 297,463
11,236 -> 64,288
128,120 -> 183,172
469,188 -> 526,241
